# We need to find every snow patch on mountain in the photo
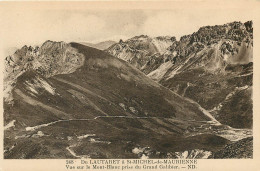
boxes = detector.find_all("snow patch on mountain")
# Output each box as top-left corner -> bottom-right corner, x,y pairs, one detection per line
32,131 -> 45,138
152,37 -> 173,54
77,134 -> 96,140
4,120 -> 16,130
25,77 -> 55,95
147,61 -> 173,81
174,149 -> 212,159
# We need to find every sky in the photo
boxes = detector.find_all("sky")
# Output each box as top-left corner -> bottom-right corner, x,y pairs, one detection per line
0,1 -> 256,55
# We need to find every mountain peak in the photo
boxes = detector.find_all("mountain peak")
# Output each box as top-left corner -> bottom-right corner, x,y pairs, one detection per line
131,35 -> 150,39
41,40 -> 67,49
107,34 -> 174,69
4,40 -> 85,102
156,36 -> 176,42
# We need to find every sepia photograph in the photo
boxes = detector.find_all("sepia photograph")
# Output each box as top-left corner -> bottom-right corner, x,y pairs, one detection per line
1,1 -> 260,170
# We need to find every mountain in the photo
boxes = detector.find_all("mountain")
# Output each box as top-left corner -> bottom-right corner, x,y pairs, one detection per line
107,35 -> 175,69
107,21 -> 253,129
4,40 -> 85,102
4,41 -> 251,159
79,40 -> 116,50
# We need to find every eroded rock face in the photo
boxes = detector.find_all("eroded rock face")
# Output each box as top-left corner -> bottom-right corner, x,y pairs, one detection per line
4,41 -> 85,102
107,21 -> 253,79
147,21 -> 253,80
106,35 -> 175,69
158,21 -> 253,129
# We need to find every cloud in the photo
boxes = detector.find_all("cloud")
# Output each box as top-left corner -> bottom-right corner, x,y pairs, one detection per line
1,11 -> 106,49
59,14 -> 106,41
142,11 -> 191,39
122,23 -> 139,34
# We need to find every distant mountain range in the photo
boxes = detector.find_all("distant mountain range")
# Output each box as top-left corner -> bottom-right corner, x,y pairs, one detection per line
79,40 -> 116,50
4,21 -> 253,159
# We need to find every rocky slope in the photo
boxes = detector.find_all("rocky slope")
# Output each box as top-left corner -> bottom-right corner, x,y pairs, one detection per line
4,40 -> 85,102
107,35 -> 175,69
210,137 -> 253,158
107,21 -> 253,129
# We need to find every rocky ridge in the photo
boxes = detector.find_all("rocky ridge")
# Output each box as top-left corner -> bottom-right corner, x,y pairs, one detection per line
4,40 -> 85,102
107,21 -> 253,129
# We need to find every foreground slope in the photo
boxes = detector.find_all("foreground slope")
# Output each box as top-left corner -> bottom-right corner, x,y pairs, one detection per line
4,42 -> 245,159
210,137 -> 253,159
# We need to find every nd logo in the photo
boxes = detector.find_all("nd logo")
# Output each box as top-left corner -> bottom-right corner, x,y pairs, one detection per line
188,165 -> 196,169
